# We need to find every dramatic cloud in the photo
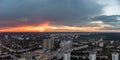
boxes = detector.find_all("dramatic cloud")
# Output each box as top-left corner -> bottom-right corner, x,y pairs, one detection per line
92,15 -> 120,30
0,0 -> 120,32
0,0 -> 103,27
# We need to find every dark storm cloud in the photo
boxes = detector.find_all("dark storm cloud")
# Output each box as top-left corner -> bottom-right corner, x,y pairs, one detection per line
93,15 -> 120,22
92,15 -> 120,30
0,0 -> 103,27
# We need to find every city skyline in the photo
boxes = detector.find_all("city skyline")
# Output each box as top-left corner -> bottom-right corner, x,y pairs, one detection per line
0,0 -> 120,32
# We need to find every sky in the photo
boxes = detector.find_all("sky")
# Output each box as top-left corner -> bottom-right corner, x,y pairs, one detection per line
0,0 -> 120,32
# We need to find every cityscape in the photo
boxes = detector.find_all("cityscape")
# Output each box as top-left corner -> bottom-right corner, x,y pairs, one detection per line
0,0 -> 120,60
0,32 -> 120,60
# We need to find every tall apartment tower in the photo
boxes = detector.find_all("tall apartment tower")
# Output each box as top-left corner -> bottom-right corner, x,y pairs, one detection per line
89,52 -> 96,60
63,52 -> 71,60
60,40 -> 72,52
43,38 -> 54,50
112,53 -> 119,60
5,35 -> 8,39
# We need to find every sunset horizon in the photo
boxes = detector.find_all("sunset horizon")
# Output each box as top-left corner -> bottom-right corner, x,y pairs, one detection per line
0,0 -> 120,60
0,0 -> 120,32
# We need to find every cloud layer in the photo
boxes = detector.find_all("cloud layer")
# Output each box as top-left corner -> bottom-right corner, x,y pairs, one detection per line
0,0 -> 103,27
0,0 -> 120,32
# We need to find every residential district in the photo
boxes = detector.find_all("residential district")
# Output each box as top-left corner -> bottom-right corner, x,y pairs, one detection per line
0,32 -> 120,60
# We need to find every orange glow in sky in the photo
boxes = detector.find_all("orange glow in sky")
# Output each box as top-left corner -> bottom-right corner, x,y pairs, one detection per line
0,22 -> 119,32
0,22 -> 50,32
